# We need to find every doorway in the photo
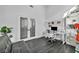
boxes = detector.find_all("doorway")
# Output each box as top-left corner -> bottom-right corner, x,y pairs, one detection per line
20,17 -> 36,39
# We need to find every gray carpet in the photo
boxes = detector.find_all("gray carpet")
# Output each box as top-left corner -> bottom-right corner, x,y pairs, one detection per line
11,37 -> 75,53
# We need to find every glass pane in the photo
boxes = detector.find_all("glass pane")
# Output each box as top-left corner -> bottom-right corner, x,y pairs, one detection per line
20,17 -> 28,39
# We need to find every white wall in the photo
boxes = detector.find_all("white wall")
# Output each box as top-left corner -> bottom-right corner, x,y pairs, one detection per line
0,5 -> 45,43
45,5 -> 74,30
45,5 -> 73,20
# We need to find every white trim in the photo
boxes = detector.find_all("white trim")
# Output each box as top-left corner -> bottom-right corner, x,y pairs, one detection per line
22,35 -> 44,41
12,35 -> 44,43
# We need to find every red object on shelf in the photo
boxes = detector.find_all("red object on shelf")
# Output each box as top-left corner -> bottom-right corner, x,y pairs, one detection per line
74,23 -> 79,29
76,33 -> 79,41
74,23 -> 79,42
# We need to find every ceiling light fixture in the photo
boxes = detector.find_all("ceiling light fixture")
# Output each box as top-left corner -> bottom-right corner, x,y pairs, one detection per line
29,5 -> 34,8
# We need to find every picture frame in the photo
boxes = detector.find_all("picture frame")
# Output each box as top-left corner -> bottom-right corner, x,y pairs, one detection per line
57,21 -> 61,24
52,21 -> 54,24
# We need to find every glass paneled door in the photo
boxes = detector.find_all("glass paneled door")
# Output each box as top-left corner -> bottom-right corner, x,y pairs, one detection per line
30,18 -> 35,37
20,17 -> 28,39
20,17 -> 36,39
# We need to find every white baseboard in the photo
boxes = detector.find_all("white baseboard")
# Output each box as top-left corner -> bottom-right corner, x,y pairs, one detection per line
21,35 -> 44,41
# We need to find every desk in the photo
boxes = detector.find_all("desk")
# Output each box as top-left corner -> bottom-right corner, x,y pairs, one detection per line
44,30 -> 64,43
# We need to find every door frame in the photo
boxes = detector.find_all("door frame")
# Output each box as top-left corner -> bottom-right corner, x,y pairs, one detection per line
20,17 -> 36,40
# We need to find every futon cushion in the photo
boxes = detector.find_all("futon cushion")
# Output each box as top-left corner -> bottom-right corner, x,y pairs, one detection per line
11,41 -> 30,53
0,35 -> 12,53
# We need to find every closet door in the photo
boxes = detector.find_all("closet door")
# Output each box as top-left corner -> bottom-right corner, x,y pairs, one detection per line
30,18 -> 35,37
20,17 -> 28,39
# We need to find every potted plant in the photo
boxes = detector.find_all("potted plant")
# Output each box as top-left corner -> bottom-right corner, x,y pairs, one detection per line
0,26 -> 12,36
